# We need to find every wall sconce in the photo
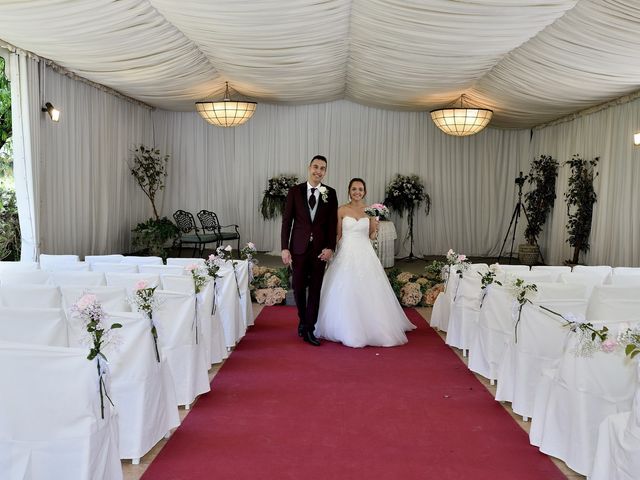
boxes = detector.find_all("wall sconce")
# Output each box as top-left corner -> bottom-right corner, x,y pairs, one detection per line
42,102 -> 60,122
634,132 -> 640,146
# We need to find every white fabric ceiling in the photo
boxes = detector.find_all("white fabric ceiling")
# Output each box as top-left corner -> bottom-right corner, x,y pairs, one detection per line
1,0 -> 639,128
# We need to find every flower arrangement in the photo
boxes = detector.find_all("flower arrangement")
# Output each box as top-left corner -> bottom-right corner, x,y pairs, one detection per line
214,245 -> 241,297
424,260 -> 447,283
240,242 -> 257,261
71,294 -> 122,419
250,265 -> 290,305
383,174 -> 431,218
386,268 -> 444,307
260,174 -> 299,220
185,263 -> 209,294
478,264 -> 502,307
129,280 -> 160,362
364,203 -> 390,220
445,249 -> 470,277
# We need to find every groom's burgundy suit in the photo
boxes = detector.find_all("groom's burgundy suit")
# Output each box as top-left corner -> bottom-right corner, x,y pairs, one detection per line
281,182 -> 338,333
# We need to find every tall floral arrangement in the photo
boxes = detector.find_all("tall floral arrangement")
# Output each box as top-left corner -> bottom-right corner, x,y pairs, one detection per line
260,174 -> 299,220
71,294 -> 122,418
565,155 -> 599,264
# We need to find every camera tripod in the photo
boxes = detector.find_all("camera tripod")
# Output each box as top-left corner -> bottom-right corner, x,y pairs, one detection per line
497,172 -> 545,265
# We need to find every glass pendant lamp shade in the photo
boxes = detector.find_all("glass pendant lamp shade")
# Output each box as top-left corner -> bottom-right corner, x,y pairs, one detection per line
430,95 -> 493,136
196,82 -> 257,127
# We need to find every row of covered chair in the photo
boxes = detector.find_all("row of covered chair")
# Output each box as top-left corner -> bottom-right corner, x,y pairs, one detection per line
0,256 -> 254,479
430,262 -> 640,478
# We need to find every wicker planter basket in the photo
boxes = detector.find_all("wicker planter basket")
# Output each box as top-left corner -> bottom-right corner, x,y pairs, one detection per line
518,244 -> 540,266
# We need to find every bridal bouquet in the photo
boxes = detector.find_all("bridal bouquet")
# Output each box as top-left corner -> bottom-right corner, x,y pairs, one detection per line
71,294 -> 122,418
364,203 -> 390,220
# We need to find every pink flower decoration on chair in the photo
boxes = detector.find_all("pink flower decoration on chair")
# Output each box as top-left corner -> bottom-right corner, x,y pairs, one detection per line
134,280 -> 148,291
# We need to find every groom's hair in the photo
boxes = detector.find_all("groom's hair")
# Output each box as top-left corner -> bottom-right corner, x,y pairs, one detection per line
310,155 -> 327,165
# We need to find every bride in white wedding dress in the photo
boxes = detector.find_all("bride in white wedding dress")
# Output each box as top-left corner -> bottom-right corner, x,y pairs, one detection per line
315,178 -> 416,348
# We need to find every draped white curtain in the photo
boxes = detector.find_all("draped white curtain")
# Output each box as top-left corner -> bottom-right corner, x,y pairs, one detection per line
32,64 -> 154,256
531,98 -> 640,267
153,102 -> 530,258
8,52 -> 40,261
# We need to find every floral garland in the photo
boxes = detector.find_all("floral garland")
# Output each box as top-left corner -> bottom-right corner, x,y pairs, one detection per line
260,174 -> 299,220
129,280 -> 160,362
71,294 -> 122,419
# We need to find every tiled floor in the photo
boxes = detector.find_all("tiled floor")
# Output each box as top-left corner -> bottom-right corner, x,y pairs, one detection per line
122,302 -> 584,480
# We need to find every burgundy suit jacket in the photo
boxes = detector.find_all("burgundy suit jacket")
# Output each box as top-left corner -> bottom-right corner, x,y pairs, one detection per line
281,183 -> 338,255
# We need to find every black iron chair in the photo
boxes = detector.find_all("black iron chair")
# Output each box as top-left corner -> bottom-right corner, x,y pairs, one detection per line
172,210 -> 220,257
197,210 -> 241,253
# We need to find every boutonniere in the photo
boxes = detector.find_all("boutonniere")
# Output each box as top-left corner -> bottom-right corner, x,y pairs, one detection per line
318,185 -> 329,203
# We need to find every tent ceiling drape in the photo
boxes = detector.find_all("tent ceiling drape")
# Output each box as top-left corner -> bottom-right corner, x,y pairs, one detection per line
1,0 -> 639,128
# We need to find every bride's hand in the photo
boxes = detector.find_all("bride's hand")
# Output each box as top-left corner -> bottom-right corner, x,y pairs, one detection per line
318,248 -> 333,262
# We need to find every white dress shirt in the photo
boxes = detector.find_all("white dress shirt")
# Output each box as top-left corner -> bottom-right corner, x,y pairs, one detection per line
307,182 -> 320,221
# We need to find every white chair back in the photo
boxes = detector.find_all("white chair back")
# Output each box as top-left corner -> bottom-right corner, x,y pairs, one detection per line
533,282 -> 588,302
531,265 -> 572,281
50,271 -> 107,287
120,256 -> 164,266
609,275 -> 640,286
505,270 -> 555,284
139,264 -> 185,275
496,264 -> 530,273
105,273 -> 160,293
60,286 -> 130,315
0,270 -> 50,285
42,261 -> 91,272
0,307 -> 68,346
39,254 -> 79,269
84,254 -> 125,264
160,274 -> 195,294
572,265 -> 612,282
560,272 -> 608,298
166,257 -> 205,267
91,263 -> 139,273
0,261 -> 39,273
0,284 -> 62,308
612,267 -> 640,276
586,286 -> 640,323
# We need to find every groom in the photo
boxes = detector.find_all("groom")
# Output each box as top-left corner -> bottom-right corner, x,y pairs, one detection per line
281,155 -> 338,346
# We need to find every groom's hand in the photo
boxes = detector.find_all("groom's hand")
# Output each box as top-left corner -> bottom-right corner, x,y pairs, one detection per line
318,249 -> 333,262
281,249 -> 292,266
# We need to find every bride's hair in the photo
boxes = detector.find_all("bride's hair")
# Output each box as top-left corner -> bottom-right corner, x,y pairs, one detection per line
348,178 -> 367,199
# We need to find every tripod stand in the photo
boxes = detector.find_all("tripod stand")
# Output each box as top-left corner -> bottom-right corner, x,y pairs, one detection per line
397,206 -> 421,262
497,172 -> 545,265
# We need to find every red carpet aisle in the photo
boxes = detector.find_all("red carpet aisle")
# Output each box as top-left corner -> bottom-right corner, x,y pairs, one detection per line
142,307 -> 565,480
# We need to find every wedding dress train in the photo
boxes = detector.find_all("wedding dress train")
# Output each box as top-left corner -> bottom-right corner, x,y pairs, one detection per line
315,216 -> 415,348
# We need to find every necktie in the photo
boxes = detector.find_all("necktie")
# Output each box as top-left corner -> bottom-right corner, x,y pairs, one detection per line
309,188 -> 317,209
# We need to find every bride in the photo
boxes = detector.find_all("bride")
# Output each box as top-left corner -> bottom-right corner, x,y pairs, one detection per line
315,178 -> 416,348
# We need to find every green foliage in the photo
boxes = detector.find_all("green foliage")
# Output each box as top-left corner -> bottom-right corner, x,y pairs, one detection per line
424,260 -> 446,282
129,145 -> 169,220
524,154 -> 559,244
0,57 -> 11,153
0,185 -> 20,260
259,175 -> 298,220
564,155 -> 599,264
132,217 -> 178,258
0,137 -> 13,178
383,174 -> 431,218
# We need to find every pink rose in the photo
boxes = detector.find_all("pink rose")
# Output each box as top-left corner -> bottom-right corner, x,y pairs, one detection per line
185,264 -> 198,272
601,338 -> 618,353
135,280 -> 148,290
457,254 -> 467,262
75,293 -> 97,310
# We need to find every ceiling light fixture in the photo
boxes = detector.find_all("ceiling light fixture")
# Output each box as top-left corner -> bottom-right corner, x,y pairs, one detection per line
41,102 -> 60,122
196,82 -> 257,127
430,94 -> 493,136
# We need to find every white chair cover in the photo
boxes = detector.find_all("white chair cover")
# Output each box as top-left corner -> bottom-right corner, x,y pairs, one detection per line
139,264 -> 185,275
166,257 -> 205,267
105,273 -> 160,293
495,289 -> 587,418
215,262 -> 246,348
609,275 -> 640,287
41,262 -> 91,273
120,256 -> 164,266
233,260 -> 255,328
445,265 -> 487,353
429,265 -> 459,332
84,254 -> 125,264
503,270 -> 555,284
153,290 -> 210,407
39,254 -> 79,269
591,363 -> 640,480
467,285 -> 515,381
531,265 -> 572,281
50,271 -> 107,287
530,324 -> 638,476
572,265 -> 613,283
91,263 -> 139,273
0,270 -> 50,285
0,285 -> 62,308
0,342 -> 122,480
586,286 -> 640,322
0,308 -> 68,346
102,312 -> 180,461
612,267 -> 640,276
0,261 -> 39,272
496,264 -> 530,273
560,271 -> 607,297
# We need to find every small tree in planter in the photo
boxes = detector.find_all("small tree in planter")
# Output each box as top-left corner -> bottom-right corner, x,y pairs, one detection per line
129,145 -> 177,257
565,154 -> 599,265
519,155 -> 559,264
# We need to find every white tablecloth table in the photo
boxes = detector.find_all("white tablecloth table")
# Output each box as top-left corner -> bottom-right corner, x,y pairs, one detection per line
376,220 -> 397,268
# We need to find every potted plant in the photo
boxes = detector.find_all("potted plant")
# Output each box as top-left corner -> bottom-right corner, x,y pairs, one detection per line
129,145 -> 178,257
565,154 -> 599,265
518,155 -> 559,265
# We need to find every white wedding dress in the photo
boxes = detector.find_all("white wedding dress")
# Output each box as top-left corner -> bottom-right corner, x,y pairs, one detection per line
315,216 -> 416,348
